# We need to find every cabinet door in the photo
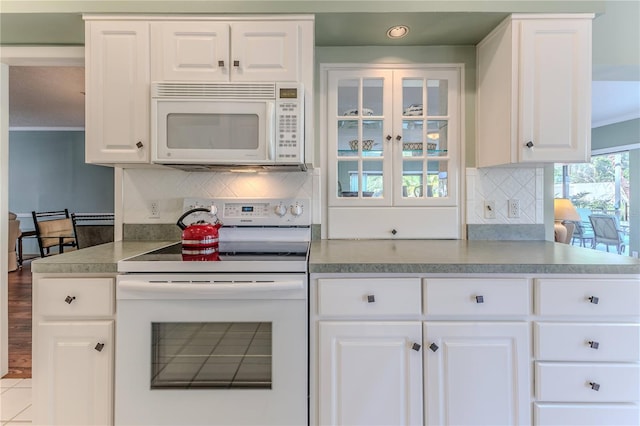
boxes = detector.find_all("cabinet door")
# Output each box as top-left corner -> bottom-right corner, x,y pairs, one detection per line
392,68 -> 460,207
85,21 -> 149,163
151,22 -> 230,81
318,321 -> 423,426
230,21 -> 299,82
328,69 -> 394,206
518,18 -> 591,163
34,321 -> 114,426
424,322 -> 531,426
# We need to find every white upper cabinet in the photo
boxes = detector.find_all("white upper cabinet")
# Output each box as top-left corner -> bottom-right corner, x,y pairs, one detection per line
476,14 -> 593,167
85,20 -> 150,164
324,65 -> 462,239
151,20 -> 304,82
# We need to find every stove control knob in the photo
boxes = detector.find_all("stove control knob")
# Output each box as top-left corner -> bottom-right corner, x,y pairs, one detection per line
274,203 -> 288,217
209,205 -> 218,216
291,203 -> 304,217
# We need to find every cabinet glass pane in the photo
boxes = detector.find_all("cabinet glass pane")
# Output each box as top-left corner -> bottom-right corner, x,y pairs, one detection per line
337,160 -> 358,197
338,79 -> 359,116
363,161 -> 383,197
402,160 -> 449,198
427,120 -> 448,157
427,160 -> 449,197
337,160 -> 383,198
427,79 -> 448,116
337,120 -> 359,156
402,79 -> 424,117
402,160 -> 423,198
363,78 -> 384,116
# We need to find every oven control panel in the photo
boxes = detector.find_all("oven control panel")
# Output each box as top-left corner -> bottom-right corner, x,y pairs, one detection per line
183,197 -> 311,227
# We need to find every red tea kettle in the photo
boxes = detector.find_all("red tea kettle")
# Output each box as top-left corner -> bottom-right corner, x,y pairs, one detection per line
176,207 -> 222,249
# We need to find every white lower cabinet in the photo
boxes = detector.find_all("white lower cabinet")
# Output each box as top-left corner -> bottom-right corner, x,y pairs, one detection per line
318,321 -> 424,425
424,322 -> 531,426
32,275 -> 116,426
533,278 -> 640,426
36,321 -> 114,425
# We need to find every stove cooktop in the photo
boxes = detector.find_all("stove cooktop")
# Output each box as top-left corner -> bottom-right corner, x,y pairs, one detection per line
118,241 -> 310,274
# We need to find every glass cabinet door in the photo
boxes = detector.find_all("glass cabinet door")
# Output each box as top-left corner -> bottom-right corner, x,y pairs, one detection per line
329,70 -> 393,205
393,70 -> 458,206
327,67 -> 458,208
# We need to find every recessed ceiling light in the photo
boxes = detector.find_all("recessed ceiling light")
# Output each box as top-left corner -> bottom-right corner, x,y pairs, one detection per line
386,25 -> 409,39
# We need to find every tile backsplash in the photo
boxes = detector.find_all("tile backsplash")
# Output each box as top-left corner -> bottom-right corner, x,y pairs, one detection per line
466,167 -> 543,225
122,168 -> 317,224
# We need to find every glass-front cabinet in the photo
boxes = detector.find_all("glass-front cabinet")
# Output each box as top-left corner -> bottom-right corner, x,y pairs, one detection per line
327,67 -> 460,208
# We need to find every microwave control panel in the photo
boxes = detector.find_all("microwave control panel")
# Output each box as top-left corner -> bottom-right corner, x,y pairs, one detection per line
275,83 -> 304,163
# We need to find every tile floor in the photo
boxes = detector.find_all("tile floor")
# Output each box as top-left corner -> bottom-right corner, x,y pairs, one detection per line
0,379 -> 32,425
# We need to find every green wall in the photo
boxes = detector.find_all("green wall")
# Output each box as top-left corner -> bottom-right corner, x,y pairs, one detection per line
592,119 -> 640,150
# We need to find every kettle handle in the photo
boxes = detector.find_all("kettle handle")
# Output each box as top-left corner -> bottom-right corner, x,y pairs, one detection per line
176,208 -> 213,230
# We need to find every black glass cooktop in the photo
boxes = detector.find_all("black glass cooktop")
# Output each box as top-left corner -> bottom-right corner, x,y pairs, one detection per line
124,241 -> 310,262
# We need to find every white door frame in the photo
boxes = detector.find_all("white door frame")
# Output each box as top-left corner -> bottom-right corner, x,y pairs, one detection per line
0,46 -> 84,376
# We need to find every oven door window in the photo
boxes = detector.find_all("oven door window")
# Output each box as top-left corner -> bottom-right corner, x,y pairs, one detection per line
151,322 -> 272,389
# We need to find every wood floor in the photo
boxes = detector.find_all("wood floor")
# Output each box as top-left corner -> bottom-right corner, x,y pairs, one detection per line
4,261 -> 32,379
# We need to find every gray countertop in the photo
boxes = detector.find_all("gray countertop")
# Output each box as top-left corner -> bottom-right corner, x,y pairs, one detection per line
31,239 -> 640,275
309,240 -> 640,274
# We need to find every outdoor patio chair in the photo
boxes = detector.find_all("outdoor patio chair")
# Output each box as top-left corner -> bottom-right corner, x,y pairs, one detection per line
589,214 -> 628,254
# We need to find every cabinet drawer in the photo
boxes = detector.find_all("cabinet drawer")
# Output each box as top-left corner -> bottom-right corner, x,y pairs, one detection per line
535,322 -> 640,362
534,402 -> 640,426
535,279 -> 640,316
535,362 -> 640,402
424,278 -> 529,316
38,278 -> 115,318
317,278 -> 421,317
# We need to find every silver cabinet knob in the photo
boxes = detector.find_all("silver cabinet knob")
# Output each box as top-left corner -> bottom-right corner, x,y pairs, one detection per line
429,343 -> 439,352
136,141 -> 143,149
588,296 -> 599,304
233,60 -> 240,67
64,295 -> 76,304
475,295 -> 484,303
589,381 -> 600,391
95,343 -> 105,352
588,341 -> 600,349
218,60 -> 225,67
411,343 -> 421,352
366,294 -> 375,303
525,141 -> 534,148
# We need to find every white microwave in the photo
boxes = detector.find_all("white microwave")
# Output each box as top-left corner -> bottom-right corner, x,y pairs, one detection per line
151,82 -> 305,170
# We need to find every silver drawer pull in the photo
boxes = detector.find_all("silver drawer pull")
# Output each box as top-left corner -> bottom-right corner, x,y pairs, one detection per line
475,295 -> 484,304
588,340 -> 600,350
366,294 -> 375,303
588,296 -> 599,304
589,381 -> 600,391
64,295 -> 76,304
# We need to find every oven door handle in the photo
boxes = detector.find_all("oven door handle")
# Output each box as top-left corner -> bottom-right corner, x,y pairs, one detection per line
118,280 -> 304,295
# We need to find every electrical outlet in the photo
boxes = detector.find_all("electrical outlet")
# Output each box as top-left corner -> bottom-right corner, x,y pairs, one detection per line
484,201 -> 496,219
508,199 -> 520,218
149,200 -> 160,218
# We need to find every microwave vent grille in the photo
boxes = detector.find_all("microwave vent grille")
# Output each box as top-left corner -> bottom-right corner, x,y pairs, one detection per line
152,82 -> 276,99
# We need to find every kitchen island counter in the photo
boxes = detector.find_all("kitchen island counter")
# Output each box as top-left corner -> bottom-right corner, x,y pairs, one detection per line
309,239 -> 640,274
31,239 -> 640,275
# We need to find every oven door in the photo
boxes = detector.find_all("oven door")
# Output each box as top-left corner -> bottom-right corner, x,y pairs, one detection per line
115,274 -> 307,426
152,99 -> 275,164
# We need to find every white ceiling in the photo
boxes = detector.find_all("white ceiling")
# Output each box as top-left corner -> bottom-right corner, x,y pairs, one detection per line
7,66 -> 640,130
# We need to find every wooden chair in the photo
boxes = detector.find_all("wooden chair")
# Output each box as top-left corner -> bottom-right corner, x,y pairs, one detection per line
71,213 -> 115,249
589,214 -> 628,254
31,209 -> 77,257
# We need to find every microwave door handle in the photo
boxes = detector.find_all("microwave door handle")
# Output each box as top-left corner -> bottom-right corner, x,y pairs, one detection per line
266,102 -> 276,161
